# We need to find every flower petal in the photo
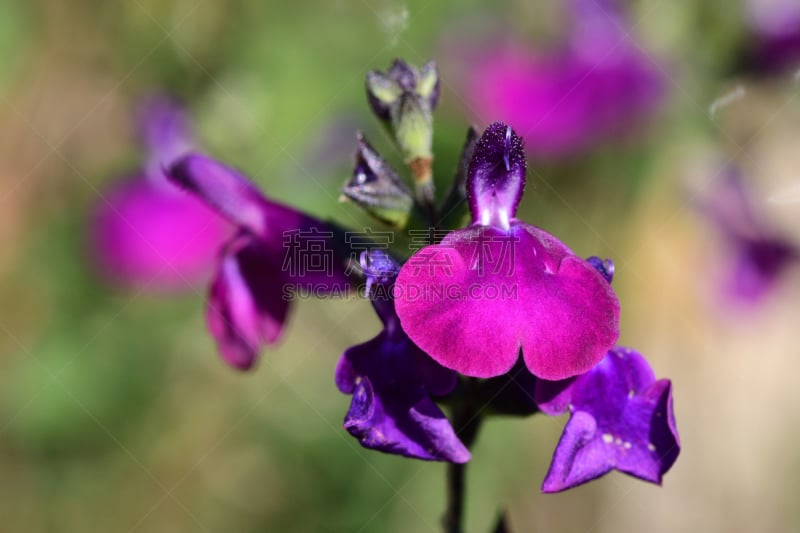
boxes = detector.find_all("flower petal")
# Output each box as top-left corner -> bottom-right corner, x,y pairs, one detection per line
395,223 -> 619,380
541,411 -> 608,492
168,153 -> 306,239
169,153 -> 355,290
92,177 -> 228,290
466,123 -> 526,229
540,348 -> 680,492
337,332 -> 466,462
207,234 -> 289,370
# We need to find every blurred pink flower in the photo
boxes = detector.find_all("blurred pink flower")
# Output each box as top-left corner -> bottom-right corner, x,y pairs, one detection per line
91,95 -> 231,291
465,0 -> 663,157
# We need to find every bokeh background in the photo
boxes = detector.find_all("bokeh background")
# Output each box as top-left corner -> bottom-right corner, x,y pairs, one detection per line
2,0 -> 800,531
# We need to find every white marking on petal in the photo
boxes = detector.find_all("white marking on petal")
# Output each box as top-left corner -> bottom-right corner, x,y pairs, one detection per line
497,206 -> 510,230
480,208 -> 491,226
602,433 -> 614,444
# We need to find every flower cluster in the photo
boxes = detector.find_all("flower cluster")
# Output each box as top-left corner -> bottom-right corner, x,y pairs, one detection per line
164,59 -> 680,493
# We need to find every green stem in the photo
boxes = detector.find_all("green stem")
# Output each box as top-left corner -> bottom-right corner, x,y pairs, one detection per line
443,379 -> 484,533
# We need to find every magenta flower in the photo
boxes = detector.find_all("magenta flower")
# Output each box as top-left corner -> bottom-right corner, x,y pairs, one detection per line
335,250 -> 469,462
702,169 -> 797,305
394,123 -> 620,380
168,154 -> 354,370
466,0 -> 662,156
92,95 -> 230,290
535,347 -> 680,492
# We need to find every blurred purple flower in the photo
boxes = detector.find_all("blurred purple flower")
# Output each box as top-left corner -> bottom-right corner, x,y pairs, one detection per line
394,123 -> 620,381
168,153 -> 354,370
466,0 -> 662,157
335,250 -> 469,462
92,95 -> 230,290
702,169 -> 798,305
535,347 -> 680,492
746,0 -> 800,71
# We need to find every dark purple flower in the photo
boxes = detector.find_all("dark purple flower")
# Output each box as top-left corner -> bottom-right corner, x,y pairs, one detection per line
92,95 -> 230,290
746,0 -> 800,71
466,0 -> 662,157
168,153 -> 353,370
335,250 -> 469,462
394,123 -> 620,380
535,347 -> 680,493
702,169 -> 798,305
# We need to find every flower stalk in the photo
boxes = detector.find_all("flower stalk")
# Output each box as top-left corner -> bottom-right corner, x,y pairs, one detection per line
444,378 -> 484,533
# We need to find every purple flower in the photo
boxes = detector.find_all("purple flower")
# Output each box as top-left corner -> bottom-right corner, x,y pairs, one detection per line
535,347 -> 680,493
746,0 -> 800,71
91,95 -> 230,290
702,170 -> 797,305
168,153 -> 353,370
466,0 -> 662,157
335,250 -> 470,462
394,123 -> 620,380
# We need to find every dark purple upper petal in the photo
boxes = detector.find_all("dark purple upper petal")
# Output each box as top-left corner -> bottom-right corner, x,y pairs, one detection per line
169,153 -> 355,284
168,153 -> 285,238
394,222 -> 619,380
206,233 -> 290,370
466,123 -> 526,230
538,347 -> 680,492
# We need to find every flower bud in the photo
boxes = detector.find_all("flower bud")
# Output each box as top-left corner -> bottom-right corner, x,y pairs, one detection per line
365,59 -> 439,196
340,132 -> 414,227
